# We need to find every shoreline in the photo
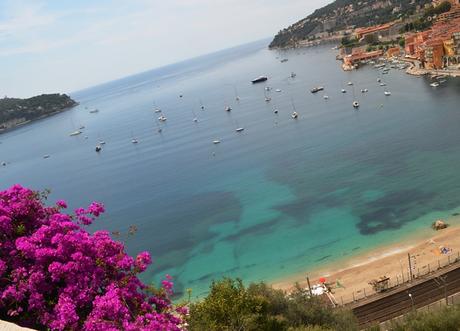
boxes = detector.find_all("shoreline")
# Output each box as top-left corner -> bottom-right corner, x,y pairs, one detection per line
0,104 -> 78,136
271,216 -> 460,303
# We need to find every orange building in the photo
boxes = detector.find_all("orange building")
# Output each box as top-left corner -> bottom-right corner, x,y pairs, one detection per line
424,39 -> 445,69
355,23 -> 393,40
386,47 -> 401,58
343,49 -> 384,66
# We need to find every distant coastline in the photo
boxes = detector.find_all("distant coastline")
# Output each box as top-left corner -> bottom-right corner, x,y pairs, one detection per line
0,94 -> 78,135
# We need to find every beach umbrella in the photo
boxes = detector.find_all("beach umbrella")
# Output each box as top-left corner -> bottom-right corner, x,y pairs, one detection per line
319,277 -> 326,284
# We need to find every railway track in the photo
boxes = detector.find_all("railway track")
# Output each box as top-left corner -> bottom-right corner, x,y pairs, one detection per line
349,262 -> 460,327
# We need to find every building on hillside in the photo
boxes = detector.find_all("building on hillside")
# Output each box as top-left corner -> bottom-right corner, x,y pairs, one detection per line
343,49 -> 384,67
387,47 -> 401,58
424,39 -> 445,69
355,23 -> 393,40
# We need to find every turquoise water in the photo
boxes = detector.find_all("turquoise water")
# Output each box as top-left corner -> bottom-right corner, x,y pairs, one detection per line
2,39 -> 460,298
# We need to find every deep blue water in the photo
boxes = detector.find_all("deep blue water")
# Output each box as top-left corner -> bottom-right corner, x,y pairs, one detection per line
2,39 -> 460,298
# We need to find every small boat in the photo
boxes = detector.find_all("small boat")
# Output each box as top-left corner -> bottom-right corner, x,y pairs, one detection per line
274,109 -> 279,114
69,130 -> 82,136
79,126 -> 85,130
384,91 -> 391,96
235,127 -> 244,132
99,141 -> 106,145
235,96 -> 240,101
291,72 -> 296,78
225,106 -> 232,112
1,161 -> 6,166
291,112 -> 298,119
193,117 -> 198,122
430,82 -> 440,87
377,78 -> 382,82
280,58 -> 288,63
265,97 -> 271,102
213,140 -> 221,144
311,86 -> 324,93
179,94 -> 183,98
89,109 -> 99,113
95,145 -> 102,152
265,86 -> 271,91
353,101 -> 360,108
158,115 -> 167,121
131,139 -> 139,144
275,89 -> 282,92
439,79 -> 447,84
341,89 -> 347,93
43,154 -> 50,159
252,76 -> 268,84
347,82 -> 353,86
154,108 -> 162,113
361,89 -> 369,93
379,83 -> 386,86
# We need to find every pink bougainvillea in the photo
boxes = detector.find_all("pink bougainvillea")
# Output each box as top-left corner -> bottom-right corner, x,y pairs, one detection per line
0,185 -> 186,330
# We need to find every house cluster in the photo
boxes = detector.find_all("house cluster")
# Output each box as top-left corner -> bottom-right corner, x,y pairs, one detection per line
342,0 -> 460,70
405,1 -> 460,69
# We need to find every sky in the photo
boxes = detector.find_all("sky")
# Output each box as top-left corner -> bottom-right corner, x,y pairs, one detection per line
0,0 -> 330,97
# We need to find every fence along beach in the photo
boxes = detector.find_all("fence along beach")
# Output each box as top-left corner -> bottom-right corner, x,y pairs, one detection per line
273,219 -> 460,306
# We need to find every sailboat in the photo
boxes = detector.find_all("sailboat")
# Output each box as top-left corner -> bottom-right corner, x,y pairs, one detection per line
291,98 -> 298,119
153,101 -> 161,113
234,86 -> 240,101
264,90 -> 271,102
352,86 -> 359,109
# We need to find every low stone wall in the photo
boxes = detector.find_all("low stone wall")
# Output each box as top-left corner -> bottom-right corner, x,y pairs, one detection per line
0,321 -> 34,331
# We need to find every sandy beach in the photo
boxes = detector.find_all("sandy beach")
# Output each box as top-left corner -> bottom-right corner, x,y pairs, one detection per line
273,217 -> 460,304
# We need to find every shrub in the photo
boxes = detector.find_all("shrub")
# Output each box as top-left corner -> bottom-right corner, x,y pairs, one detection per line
0,185 -> 185,330
389,305 -> 460,331
188,278 -> 357,331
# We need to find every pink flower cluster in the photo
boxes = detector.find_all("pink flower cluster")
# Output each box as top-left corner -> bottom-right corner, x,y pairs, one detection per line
0,185 -> 186,330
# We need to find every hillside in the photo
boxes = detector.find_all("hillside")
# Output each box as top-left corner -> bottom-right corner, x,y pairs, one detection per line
269,0 -> 432,48
0,94 -> 77,132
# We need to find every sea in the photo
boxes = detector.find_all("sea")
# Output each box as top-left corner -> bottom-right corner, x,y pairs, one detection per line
2,38 -> 460,299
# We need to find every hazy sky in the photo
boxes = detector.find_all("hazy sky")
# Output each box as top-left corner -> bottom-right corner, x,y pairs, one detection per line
0,0 -> 330,97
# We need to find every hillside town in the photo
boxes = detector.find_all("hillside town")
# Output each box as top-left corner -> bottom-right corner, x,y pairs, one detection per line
338,0 -> 460,75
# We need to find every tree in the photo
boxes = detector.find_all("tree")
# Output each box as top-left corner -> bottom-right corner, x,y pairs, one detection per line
364,34 -> 379,45
188,278 -> 357,331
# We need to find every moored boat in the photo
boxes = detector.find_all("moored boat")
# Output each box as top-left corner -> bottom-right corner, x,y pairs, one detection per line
251,76 -> 268,84
311,86 -> 324,93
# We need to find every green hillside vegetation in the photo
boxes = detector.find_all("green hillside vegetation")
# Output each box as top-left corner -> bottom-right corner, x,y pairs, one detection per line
0,94 -> 77,130
188,278 -> 460,330
187,278 -> 357,331
388,305 -> 460,330
402,1 -> 452,32
270,0 -> 432,49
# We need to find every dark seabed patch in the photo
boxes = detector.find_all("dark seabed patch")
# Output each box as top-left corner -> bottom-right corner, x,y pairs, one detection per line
315,255 -> 332,262
141,191 -> 242,285
223,217 -> 281,242
356,189 -> 436,235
